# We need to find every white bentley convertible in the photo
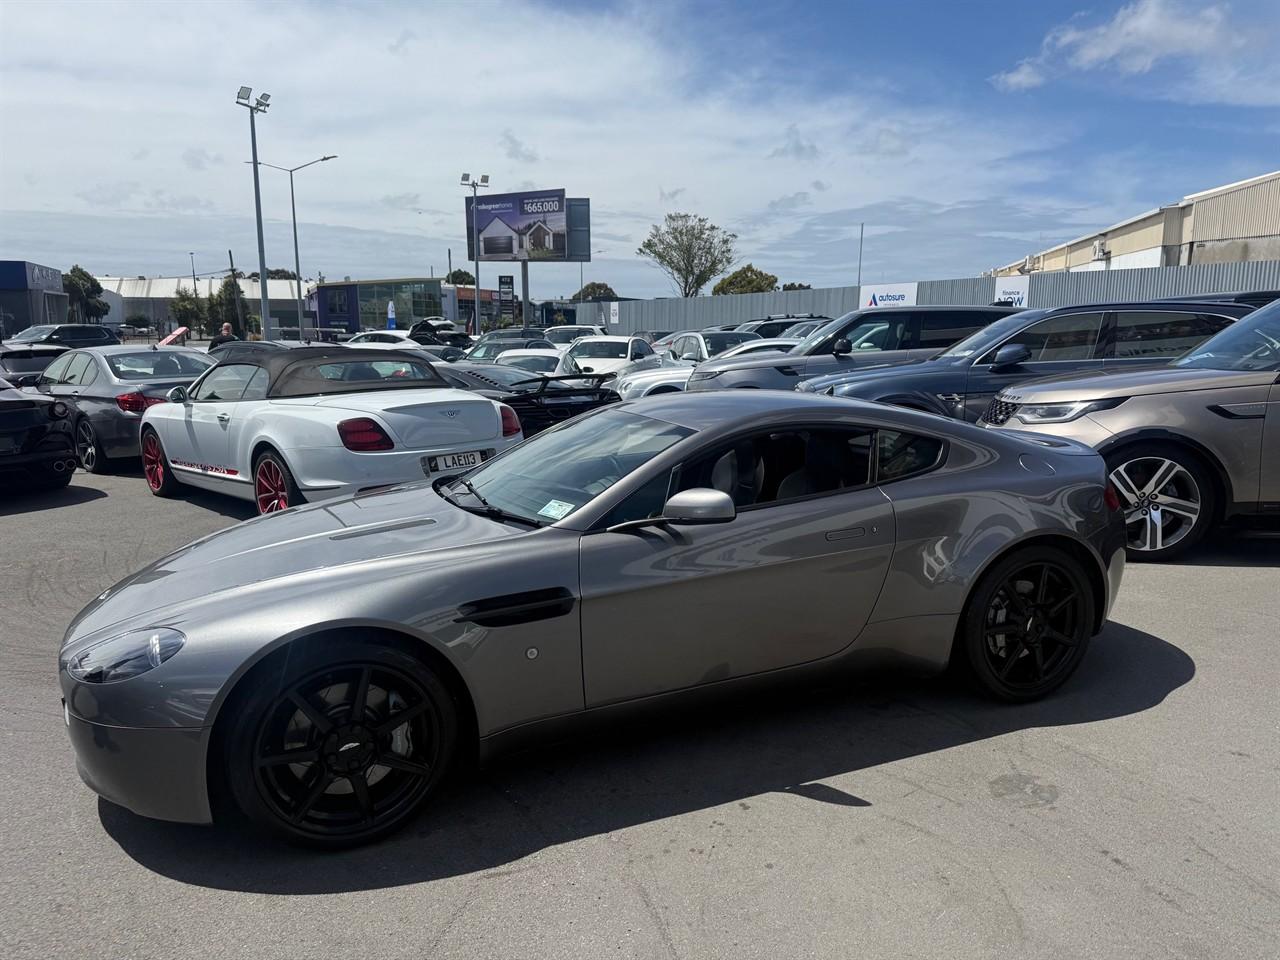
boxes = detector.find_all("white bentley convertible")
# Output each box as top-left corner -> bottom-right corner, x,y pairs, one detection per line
140,348 -> 523,514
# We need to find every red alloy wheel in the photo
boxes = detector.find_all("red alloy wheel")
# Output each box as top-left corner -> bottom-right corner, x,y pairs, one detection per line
255,459 -> 289,514
142,433 -> 165,491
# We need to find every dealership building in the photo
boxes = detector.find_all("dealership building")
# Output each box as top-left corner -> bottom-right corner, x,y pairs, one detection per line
995,170 -> 1280,277
0,260 -> 69,338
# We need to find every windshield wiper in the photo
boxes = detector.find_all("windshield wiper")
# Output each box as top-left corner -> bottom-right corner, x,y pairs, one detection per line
447,477 -> 544,528
453,476 -> 490,507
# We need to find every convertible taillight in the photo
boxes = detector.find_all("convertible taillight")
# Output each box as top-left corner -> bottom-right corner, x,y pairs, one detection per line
116,392 -> 165,413
338,417 -> 394,451
500,404 -> 522,437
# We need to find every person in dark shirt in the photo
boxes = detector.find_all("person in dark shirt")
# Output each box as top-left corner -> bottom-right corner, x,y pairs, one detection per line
208,323 -> 239,350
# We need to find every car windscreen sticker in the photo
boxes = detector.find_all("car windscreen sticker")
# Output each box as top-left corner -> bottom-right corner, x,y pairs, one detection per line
537,499 -> 575,520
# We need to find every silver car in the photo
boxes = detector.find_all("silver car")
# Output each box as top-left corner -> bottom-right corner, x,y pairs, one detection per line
60,392 -> 1125,846
613,336 -> 791,400
980,301 -> 1280,560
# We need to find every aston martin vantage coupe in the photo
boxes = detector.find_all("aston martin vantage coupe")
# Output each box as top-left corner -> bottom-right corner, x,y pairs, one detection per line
60,392 -> 1125,847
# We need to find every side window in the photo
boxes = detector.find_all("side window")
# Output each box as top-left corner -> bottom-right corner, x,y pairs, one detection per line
672,336 -> 691,359
240,367 -> 270,401
77,356 -> 101,387
598,470 -> 675,528
192,363 -> 257,401
876,430 -> 945,483
62,353 -> 92,384
39,353 -> 73,384
634,340 -> 653,357
1111,311 -> 1234,359
986,312 -> 1104,363
913,312 -> 989,350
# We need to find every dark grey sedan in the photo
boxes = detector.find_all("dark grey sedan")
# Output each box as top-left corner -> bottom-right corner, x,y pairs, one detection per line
32,346 -> 214,472
59,391 -> 1125,847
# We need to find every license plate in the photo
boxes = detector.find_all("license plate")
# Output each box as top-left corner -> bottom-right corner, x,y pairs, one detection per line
425,449 -> 482,474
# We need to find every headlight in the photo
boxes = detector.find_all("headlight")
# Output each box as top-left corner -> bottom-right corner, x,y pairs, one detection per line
1013,398 -> 1126,424
66,627 -> 185,683
687,369 -> 722,383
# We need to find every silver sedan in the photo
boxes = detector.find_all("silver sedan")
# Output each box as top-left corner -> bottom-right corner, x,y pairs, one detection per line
59,391 -> 1125,847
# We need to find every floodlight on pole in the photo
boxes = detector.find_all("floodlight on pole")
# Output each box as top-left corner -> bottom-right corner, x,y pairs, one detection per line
252,155 -> 339,334
461,172 -> 490,335
235,85 -> 274,338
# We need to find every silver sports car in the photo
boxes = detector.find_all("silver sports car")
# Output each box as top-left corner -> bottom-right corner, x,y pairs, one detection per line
59,392 -> 1126,847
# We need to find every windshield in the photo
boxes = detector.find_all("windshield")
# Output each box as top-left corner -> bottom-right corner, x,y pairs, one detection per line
939,309 -> 1043,359
106,351 -> 215,379
497,354 -> 559,373
457,408 -> 692,523
1174,303 -> 1280,371
790,312 -> 863,354
7,326 -> 55,343
569,340 -> 628,359
545,327 -> 595,344
704,332 -> 761,355
0,352 -> 61,373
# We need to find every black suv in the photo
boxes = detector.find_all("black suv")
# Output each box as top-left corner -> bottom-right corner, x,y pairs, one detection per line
805,300 -> 1255,420
736,314 -> 830,339
3,324 -> 120,348
685,305 -> 1021,392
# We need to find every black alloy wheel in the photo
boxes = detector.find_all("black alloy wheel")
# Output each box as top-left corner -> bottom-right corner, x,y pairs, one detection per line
960,547 -> 1094,702
225,642 -> 457,847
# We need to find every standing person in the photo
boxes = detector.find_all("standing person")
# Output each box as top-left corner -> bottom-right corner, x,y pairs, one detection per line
208,322 -> 238,350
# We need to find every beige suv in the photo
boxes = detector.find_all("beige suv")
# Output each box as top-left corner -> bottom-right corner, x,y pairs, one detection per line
980,303 -> 1280,560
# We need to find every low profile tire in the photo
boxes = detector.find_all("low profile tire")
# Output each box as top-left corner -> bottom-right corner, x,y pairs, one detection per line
959,546 -> 1094,703
76,418 -> 109,474
1104,443 -> 1215,562
140,428 -> 179,498
252,449 -> 303,515
223,640 -> 459,848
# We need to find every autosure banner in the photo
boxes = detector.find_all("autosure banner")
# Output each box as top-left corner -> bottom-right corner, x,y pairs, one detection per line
860,281 -> 918,308
466,189 -> 568,261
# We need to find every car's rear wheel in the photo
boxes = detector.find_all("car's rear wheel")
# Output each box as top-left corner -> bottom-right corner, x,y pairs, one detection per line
253,449 -> 303,515
1105,443 -> 1215,562
140,428 -> 179,497
76,418 -> 109,474
959,547 -> 1094,702
224,641 -> 458,848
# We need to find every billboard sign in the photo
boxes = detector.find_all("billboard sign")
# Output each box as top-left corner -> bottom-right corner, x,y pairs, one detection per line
498,275 -> 515,320
860,281 -> 918,308
466,189 -> 568,262
992,275 -> 1030,308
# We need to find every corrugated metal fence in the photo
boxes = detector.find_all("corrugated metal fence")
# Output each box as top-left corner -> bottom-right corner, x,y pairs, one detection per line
600,259 -> 1280,335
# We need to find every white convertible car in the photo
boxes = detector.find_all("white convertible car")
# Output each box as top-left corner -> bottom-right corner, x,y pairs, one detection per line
140,348 -> 523,515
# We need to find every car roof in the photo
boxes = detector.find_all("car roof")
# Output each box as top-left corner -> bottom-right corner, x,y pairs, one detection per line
571,335 -> 633,343
619,387 -> 885,431
68,344 -> 203,355
1039,299 -> 1255,314
498,348 -> 560,356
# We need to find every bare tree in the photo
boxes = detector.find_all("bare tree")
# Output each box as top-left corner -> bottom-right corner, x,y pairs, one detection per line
636,213 -> 737,297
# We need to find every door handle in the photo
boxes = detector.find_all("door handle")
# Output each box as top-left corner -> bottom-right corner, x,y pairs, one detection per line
216,413 -> 230,423
825,526 -> 866,542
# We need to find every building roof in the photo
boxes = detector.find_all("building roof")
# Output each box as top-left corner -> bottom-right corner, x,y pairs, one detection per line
96,276 -> 302,300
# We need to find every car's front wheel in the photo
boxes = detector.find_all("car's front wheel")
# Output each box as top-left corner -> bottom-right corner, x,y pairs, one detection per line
958,546 -> 1094,702
1105,443 -> 1214,562
223,640 -> 459,848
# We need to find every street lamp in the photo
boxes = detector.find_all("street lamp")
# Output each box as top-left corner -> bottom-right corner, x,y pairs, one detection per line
250,155 -> 337,336
235,86 -> 273,338
578,248 -> 606,301
461,173 -> 489,335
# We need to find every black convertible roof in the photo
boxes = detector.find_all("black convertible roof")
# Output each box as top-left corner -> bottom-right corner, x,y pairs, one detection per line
215,347 -> 446,398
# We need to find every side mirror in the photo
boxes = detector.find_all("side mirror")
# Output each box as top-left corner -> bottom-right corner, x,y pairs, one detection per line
992,343 -> 1032,370
663,488 -> 736,525
166,385 -> 188,404
680,350 -> 700,361
14,373 -> 39,388
833,338 -> 853,356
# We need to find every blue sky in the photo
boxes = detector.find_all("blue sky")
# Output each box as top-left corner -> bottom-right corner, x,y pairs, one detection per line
2,0 -> 1278,298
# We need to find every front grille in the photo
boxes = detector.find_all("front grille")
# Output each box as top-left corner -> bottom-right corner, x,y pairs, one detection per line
983,397 -> 1019,425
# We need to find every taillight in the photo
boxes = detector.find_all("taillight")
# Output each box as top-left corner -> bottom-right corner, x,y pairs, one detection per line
500,404 -> 522,437
116,392 -> 165,413
1104,482 -> 1122,512
338,417 -> 394,451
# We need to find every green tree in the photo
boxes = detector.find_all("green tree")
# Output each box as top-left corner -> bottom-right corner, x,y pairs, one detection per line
62,265 -> 109,322
446,268 -> 475,286
636,212 -> 737,298
712,263 -> 778,296
781,281 -> 811,291
248,268 -> 299,281
169,286 -> 204,332
207,276 -> 250,337
572,281 -> 618,301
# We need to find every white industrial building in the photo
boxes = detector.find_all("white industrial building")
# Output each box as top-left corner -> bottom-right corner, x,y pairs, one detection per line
94,275 -> 302,332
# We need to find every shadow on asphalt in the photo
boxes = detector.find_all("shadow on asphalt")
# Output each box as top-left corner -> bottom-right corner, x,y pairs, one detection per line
110,461 -> 256,522
0,481 -> 107,516
1167,526 -> 1280,568
100,622 -> 1193,894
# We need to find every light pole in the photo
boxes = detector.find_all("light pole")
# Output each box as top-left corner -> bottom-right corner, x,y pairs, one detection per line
577,248 -> 606,301
235,86 -> 272,338
460,173 -> 489,335
251,155 -> 337,336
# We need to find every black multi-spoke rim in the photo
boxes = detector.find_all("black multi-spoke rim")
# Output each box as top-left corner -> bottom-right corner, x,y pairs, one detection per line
77,421 -> 96,470
252,662 -> 442,837
982,561 -> 1084,689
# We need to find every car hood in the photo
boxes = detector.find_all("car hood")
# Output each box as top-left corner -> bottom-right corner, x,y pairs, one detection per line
616,365 -> 692,387
569,357 -> 633,374
696,346 -> 922,375
64,484 -> 520,643
999,366 -> 1277,403
802,357 -> 939,392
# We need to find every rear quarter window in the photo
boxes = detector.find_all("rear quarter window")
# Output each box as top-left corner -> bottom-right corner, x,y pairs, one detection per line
876,430 -> 945,483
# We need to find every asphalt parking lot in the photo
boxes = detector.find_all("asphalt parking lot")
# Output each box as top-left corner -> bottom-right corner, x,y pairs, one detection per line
2,470 -> 1278,960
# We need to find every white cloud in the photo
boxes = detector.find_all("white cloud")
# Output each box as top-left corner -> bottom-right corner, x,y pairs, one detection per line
992,0 -> 1280,104
500,130 -> 539,164
768,124 -> 819,161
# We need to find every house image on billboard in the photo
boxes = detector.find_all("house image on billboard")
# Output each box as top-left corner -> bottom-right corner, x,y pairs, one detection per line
478,215 -> 565,259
